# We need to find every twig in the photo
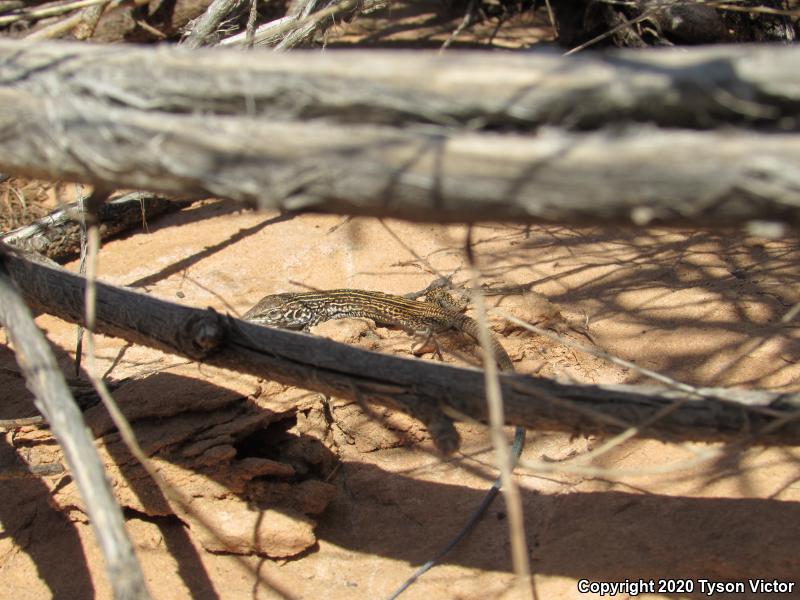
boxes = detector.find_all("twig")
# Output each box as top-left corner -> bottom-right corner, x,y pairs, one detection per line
273,0 -> 323,49
74,184 -> 87,376
711,2 -> 800,17
439,0 -> 478,53
221,0 -> 372,46
73,1 -> 106,39
134,18 -> 167,38
0,0 -> 113,26
0,191 -> 192,261
23,10 -> 84,39
520,445 -> 724,478
543,0 -> 556,34
182,0 -> 248,48
245,0 -> 259,47
566,0 -> 800,55
83,223 -> 166,501
499,307 -> 800,476
563,8 -> 655,55
465,227 -> 532,598
499,310 -> 718,399
0,252 -> 150,600
0,415 -> 46,429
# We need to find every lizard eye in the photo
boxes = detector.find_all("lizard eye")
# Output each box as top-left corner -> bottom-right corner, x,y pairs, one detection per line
265,308 -> 283,322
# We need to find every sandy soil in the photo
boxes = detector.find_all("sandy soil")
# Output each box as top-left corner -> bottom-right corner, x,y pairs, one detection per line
2,201 -> 800,599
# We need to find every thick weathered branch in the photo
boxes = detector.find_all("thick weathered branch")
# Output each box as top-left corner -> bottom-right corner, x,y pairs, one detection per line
0,40 -> 799,225
3,39 -> 799,130
0,256 -> 149,600
3,246 -> 799,452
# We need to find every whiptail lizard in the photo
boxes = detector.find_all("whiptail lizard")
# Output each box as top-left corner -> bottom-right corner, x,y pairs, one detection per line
243,287 -> 525,598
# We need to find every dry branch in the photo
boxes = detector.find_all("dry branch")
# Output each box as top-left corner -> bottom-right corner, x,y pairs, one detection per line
73,2 -> 105,40
0,0 -> 114,25
0,255 -> 149,600
0,191 -> 192,260
3,246 -> 800,452
182,0 -> 247,47
1,39 -> 797,131
0,40 -> 799,225
213,0 -> 387,48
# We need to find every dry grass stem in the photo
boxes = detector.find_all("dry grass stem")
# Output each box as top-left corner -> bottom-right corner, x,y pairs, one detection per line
466,236 -> 532,597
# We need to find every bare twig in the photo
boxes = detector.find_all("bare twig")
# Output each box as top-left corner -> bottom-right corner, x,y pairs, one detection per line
272,0 -> 321,49
0,191 -> 191,260
73,2 -> 106,39
23,10 -> 85,39
245,0 -> 259,47
563,8 -> 656,55
498,307 -> 800,477
74,184 -> 88,376
519,445 -> 725,478
0,0 -> 113,25
496,310 -> 757,404
0,255 -> 150,600
439,0 -> 478,53
182,0 -> 248,47
0,415 -> 46,429
711,2 -> 799,17
465,228 -> 532,597
222,0 -> 376,47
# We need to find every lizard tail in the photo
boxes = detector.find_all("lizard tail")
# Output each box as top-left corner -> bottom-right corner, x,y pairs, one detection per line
456,315 -> 515,373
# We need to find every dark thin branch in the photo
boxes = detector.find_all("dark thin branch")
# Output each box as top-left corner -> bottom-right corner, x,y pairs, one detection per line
0,460 -> 64,479
0,191 -> 192,261
3,245 -> 799,454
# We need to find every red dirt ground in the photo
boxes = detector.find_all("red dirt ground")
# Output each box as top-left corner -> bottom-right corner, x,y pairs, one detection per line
2,198 -> 800,599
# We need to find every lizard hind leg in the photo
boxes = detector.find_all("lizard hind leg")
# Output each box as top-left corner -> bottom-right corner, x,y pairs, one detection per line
411,327 -> 444,361
416,284 -> 471,362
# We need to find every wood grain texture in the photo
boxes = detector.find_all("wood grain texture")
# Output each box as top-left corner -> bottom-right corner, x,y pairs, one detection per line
3,246 -> 799,453
0,40 -> 799,225
0,192 -> 191,259
0,256 -> 149,600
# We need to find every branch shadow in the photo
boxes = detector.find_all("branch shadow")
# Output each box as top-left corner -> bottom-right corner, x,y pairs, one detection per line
127,207 -> 297,290
0,436 -> 95,599
381,223 -> 800,390
4,332 -> 800,597
315,459 -> 800,594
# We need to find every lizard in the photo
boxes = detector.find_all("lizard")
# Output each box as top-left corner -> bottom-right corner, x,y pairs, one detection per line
243,287 -> 525,598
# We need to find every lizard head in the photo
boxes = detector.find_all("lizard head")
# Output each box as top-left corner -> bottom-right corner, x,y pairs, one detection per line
242,293 -> 313,330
